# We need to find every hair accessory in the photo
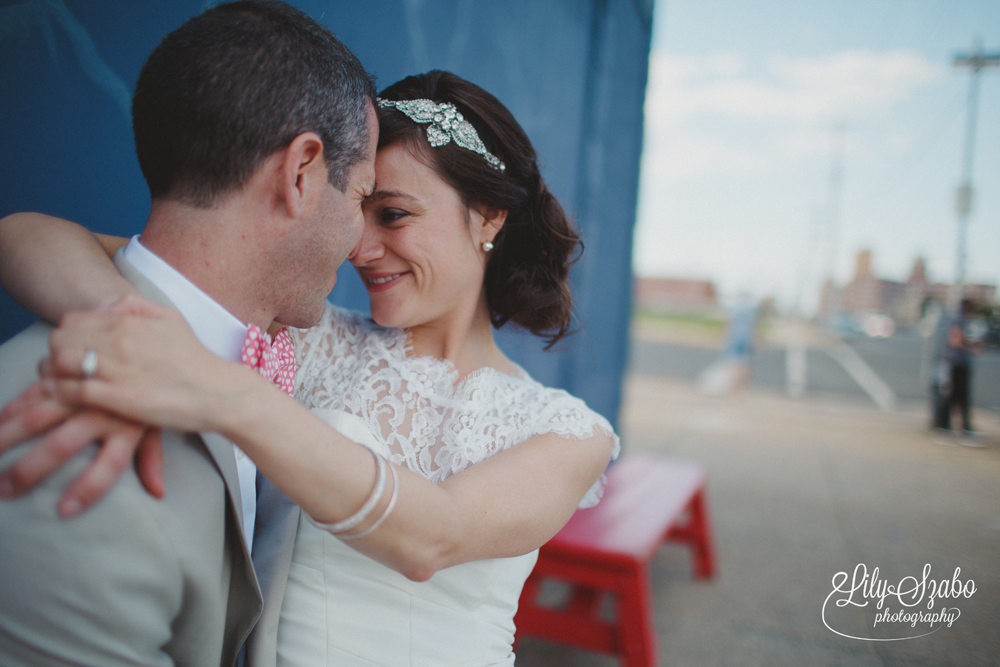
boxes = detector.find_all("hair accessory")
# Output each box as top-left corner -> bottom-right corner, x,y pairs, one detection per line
308,448 -> 386,534
81,349 -> 98,378
378,98 -> 506,172
339,459 -> 400,540
482,241 -> 494,252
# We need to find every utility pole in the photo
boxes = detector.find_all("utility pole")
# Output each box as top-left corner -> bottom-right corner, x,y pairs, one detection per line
824,122 -> 846,280
952,40 -> 999,299
821,121 -> 846,315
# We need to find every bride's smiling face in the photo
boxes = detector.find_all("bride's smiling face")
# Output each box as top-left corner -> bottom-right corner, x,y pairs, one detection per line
352,142 -> 499,330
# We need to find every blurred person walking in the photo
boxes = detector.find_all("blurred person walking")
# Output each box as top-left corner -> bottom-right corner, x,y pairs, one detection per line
699,293 -> 757,395
932,298 -> 981,445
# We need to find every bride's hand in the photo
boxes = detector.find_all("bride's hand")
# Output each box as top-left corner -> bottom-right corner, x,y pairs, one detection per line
42,294 -> 255,433
0,380 -> 165,516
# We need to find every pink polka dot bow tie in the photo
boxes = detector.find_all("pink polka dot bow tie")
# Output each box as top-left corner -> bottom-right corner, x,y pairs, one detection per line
241,324 -> 296,396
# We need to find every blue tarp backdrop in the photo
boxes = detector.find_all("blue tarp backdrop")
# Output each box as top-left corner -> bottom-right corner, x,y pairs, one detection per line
0,0 -> 652,428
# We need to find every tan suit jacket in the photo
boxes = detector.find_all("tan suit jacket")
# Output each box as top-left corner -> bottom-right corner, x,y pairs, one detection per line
0,251 -> 262,666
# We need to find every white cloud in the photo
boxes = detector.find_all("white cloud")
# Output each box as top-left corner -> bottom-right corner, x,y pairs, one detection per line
646,49 -> 940,127
765,50 -> 940,120
640,134 -> 764,180
640,49 -> 942,180
883,132 -> 914,155
643,54 -> 749,127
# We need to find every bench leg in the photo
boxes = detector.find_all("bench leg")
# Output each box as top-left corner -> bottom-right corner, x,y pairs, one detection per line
616,564 -> 657,667
514,568 -> 618,655
513,573 -> 543,651
688,489 -> 716,579
566,584 -> 604,618
666,487 -> 717,580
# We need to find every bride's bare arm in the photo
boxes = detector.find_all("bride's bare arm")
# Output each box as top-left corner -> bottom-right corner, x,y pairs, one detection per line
0,213 -> 161,511
231,396 -> 613,581
0,213 -> 135,324
32,300 -> 614,580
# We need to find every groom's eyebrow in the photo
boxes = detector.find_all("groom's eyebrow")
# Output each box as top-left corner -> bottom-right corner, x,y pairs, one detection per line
367,190 -> 414,202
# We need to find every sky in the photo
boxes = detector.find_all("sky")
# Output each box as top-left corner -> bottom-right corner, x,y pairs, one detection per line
633,0 -> 1000,314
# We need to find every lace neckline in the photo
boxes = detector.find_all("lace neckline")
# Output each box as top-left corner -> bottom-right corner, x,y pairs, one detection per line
382,320 -> 530,390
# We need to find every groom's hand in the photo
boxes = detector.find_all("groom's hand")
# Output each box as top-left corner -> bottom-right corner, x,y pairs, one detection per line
0,381 -> 165,517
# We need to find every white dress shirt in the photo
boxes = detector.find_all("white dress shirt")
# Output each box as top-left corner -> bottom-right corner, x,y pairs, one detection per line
124,236 -> 258,549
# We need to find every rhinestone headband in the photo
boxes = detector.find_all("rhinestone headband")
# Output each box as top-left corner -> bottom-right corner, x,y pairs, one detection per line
378,98 -> 506,172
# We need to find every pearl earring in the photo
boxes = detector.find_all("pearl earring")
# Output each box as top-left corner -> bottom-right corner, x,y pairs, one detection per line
482,241 -> 494,252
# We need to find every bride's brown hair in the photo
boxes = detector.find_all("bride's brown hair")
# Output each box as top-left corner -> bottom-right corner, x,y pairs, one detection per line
377,71 -> 580,348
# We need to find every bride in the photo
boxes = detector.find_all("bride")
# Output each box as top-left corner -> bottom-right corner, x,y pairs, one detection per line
0,71 -> 618,666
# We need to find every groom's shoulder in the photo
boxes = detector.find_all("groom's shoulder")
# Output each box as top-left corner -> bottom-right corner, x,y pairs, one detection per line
0,319 -> 52,354
0,320 -> 53,404
0,319 -> 250,666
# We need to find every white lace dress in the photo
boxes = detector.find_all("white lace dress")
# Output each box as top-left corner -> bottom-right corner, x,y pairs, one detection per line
275,305 -> 620,667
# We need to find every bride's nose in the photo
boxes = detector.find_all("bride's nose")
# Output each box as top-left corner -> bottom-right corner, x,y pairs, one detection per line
348,218 -> 383,265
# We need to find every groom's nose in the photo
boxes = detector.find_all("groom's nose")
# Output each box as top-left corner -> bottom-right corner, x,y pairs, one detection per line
347,235 -> 364,262
347,226 -> 377,263
346,212 -> 365,259
348,212 -> 384,264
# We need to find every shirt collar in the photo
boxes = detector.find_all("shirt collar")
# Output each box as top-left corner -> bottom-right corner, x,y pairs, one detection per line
123,235 -> 247,363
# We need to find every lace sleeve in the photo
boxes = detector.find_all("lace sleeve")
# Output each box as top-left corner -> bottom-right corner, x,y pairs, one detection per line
530,389 -> 621,509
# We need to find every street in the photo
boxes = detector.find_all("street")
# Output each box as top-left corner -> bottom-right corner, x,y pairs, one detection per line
629,335 -> 1000,413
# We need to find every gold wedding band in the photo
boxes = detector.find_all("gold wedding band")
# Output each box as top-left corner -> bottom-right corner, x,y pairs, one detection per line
81,349 -> 98,379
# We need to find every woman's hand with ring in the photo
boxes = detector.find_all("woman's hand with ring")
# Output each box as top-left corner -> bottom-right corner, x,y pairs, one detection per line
43,294 -> 253,433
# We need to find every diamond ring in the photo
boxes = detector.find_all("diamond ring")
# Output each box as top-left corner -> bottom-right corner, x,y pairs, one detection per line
81,349 -> 98,379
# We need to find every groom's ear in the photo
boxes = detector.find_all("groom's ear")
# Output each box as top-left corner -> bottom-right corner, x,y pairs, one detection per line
278,132 -> 328,219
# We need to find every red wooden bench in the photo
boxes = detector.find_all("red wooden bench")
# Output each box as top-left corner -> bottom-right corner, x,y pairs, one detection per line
514,453 -> 716,667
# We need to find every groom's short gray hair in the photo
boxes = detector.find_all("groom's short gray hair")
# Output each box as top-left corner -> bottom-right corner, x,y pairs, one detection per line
132,0 -> 376,207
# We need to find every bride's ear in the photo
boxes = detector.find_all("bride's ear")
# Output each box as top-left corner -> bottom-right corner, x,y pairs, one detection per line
477,207 -> 507,244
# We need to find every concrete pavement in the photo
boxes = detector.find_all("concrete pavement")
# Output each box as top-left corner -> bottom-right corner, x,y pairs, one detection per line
516,375 -> 1000,666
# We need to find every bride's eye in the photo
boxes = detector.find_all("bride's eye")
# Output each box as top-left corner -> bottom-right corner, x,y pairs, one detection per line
380,208 -> 408,224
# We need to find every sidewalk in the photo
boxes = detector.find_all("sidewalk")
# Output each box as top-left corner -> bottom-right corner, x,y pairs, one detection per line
516,375 -> 1000,666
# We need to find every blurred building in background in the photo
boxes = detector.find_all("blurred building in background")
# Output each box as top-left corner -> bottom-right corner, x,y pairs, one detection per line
634,276 -> 720,316
819,250 -> 996,332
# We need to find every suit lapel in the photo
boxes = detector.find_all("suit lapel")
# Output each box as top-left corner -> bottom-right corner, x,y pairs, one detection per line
113,250 -> 248,530
113,250 -> 262,663
201,432 -> 261,663
199,431 -> 247,538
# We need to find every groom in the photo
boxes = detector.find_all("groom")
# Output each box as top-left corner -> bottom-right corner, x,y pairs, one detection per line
0,1 -> 375,665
